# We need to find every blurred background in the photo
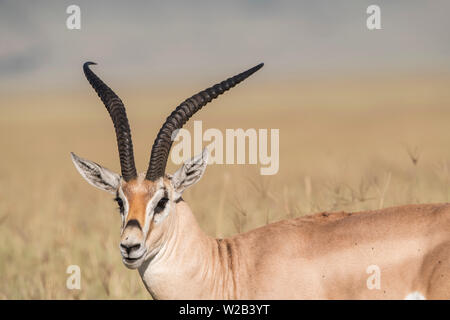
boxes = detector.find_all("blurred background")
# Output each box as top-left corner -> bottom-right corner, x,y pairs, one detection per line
1,0 -> 450,299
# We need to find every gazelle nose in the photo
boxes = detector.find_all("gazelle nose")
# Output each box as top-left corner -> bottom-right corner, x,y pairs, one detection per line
120,241 -> 141,254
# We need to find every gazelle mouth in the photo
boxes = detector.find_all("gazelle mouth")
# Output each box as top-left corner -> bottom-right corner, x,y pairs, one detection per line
122,253 -> 146,268
124,256 -> 142,262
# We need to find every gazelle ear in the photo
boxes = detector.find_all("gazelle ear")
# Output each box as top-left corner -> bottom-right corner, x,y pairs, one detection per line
170,148 -> 208,198
70,152 -> 120,194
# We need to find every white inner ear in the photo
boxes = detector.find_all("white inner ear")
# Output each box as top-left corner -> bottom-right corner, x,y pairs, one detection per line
71,152 -> 120,194
171,148 -> 209,199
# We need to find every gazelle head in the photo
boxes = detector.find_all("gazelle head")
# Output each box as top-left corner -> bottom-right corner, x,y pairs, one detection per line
71,62 -> 263,269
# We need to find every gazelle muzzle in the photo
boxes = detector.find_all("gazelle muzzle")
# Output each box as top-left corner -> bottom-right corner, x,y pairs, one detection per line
120,220 -> 147,268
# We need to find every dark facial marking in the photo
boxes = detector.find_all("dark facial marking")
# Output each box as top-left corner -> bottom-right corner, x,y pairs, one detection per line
175,197 -> 183,203
154,188 -> 169,215
114,194 -> 124,214
125,219 -> 142,230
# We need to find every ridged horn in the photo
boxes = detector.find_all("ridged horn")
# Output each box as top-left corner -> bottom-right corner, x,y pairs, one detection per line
145,63 -> 264,181
83,62 -> 137,181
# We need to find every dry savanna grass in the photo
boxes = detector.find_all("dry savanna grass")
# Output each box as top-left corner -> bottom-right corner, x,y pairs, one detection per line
1,73 -> 450,299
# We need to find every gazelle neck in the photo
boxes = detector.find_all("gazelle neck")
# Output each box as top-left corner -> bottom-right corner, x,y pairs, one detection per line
138,201 -> 240,299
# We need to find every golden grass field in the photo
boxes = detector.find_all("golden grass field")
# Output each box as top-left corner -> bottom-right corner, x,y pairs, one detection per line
1,73 -> 450,299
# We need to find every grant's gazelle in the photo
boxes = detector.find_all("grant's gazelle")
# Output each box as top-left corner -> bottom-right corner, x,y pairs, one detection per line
72,62 -> 450,299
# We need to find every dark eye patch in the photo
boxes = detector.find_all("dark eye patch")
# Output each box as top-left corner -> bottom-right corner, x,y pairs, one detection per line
154,190 -> 169,215
114,196 -> 124,214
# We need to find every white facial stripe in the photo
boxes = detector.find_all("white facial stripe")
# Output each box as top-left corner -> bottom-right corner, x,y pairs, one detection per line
143,188 -> 165,233
153,201 -> 171,224
157,180 -> 172,223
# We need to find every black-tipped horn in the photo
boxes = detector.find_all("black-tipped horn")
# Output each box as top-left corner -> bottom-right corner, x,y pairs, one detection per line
83,62 -> 137,181
145,63 -> 264,181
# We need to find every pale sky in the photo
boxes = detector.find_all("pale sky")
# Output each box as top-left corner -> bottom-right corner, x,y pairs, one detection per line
1,0 -> 449,91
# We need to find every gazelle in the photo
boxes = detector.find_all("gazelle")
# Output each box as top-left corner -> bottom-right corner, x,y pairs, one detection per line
72,62 -> 450,300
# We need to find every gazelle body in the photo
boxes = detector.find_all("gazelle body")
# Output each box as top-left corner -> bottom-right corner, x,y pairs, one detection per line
141,201 -> 450,299
72,62 -> 450,299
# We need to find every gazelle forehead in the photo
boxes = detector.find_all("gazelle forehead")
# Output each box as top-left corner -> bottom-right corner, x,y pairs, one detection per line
121,174 -> 168,200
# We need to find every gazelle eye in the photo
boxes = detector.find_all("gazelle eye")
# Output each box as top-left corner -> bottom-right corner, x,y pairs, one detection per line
114,196 -> 124,214
154,197 -> 169,214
